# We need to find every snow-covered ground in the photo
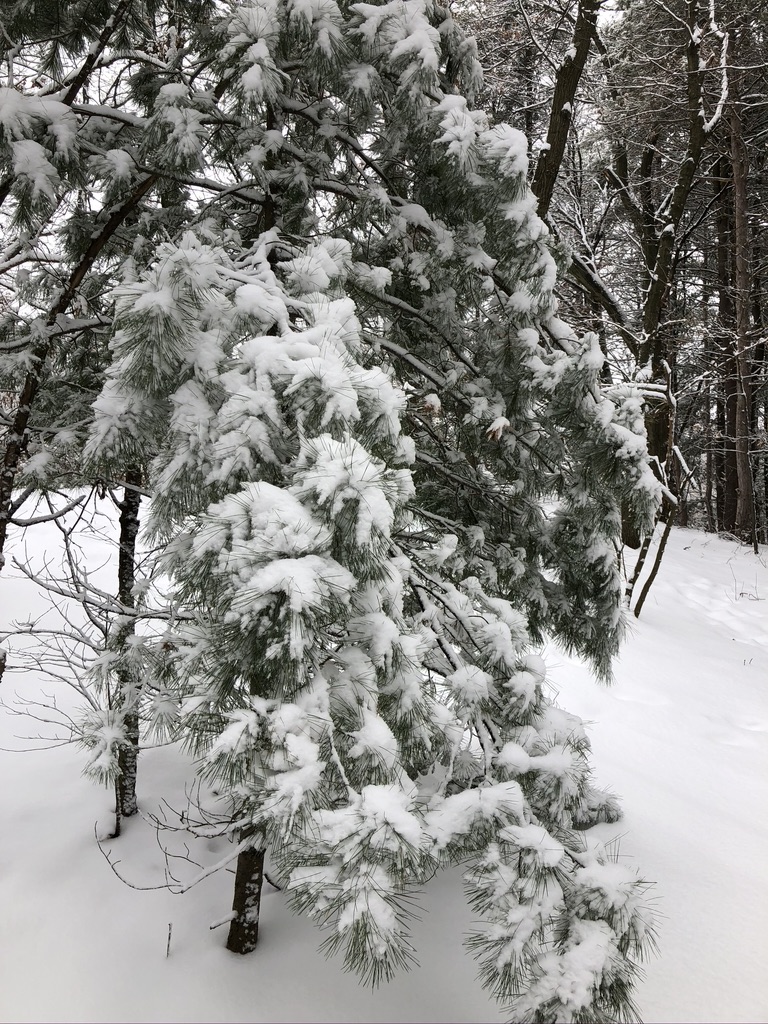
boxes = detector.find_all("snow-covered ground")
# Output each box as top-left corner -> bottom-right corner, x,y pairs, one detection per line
1,517 -> 766,1023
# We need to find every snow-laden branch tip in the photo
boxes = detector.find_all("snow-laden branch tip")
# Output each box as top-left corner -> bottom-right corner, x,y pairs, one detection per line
702,24 -> 728,135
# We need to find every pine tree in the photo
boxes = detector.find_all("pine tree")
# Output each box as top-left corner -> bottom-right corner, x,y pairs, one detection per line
5,1 -> 660,1019
78,3 -> 661,1020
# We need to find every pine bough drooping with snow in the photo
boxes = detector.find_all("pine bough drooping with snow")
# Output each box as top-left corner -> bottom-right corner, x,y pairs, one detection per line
88,228 -> 656,1021
79,1 -> 661,1021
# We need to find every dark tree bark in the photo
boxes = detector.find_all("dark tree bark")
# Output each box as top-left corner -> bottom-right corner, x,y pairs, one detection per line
226,841 -> 265,954
728,48 -> 757,545
531,0 -> 600,221
636,2 -> 709,375
632,502 -> 677,619
723,378 -> 739,532
704,422 -> 716,533
714,155 -> 739,533
113,468 -> 143,835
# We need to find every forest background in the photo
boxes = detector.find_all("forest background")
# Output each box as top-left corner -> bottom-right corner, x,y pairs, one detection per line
468,0 -> 767,546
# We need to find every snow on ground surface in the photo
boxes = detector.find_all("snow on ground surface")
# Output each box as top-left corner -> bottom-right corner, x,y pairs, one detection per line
1,512 -> 767,1024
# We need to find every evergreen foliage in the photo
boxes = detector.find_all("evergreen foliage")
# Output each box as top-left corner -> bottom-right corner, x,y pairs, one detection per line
2,1 -> 661,1020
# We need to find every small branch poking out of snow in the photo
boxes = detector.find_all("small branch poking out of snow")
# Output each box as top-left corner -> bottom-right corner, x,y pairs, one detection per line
209,911 -> 237,930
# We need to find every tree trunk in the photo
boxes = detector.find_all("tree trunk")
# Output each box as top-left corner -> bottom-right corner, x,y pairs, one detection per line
115,710 -> 140,822
226,840 -> 266,954
531,0 -> 600,221
729,55 -> 756,545
113,469 -> 142,834
633,499 -> 677,619
704,410 -> 716,533
752,238 -> 766,544
223,105 -> 282,950
723,373 -> 739,532
715,390 -> 726,531
714,155 -> 739,533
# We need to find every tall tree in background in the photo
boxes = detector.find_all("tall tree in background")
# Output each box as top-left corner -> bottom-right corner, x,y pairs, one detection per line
720,12 -> 764,544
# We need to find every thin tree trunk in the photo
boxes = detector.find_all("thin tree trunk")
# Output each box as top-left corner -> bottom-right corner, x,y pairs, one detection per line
633,503 -> 676,619
729,55 -> 756,546
704,403 -> 716,533
723,374 -> 739,532
628,361 -> 685,611
113,469 -> 142,835
531,0 -> 600,220
714,154 -> 738,533
624,530 -> 653,606
714,395 -> 725,531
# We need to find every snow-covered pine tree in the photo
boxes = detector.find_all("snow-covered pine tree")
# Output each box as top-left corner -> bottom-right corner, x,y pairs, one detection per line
81,3 -> 661,1018
0,0 -> 655,1018
90,222 -> 658,1019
